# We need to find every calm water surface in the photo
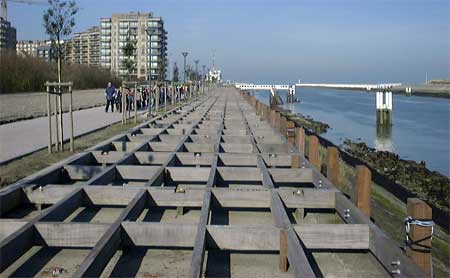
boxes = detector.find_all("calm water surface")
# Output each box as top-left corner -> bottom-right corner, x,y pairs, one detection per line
255,89 -> 450,177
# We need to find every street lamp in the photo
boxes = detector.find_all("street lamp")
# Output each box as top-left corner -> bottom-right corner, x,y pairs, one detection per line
202,65 -> 206,82
194,60 -> 199,81
182,52 -> 188,83
146,27 -> 158,116
194,60 -> 199,92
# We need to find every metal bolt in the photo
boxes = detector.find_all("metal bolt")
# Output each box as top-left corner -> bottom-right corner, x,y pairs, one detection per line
294,189 -> 304,196
344,208 -> 351,218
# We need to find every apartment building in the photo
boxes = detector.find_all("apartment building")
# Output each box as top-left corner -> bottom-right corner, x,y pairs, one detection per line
65,26 -> 100,66
100,12 -> 167,80
0,16 -> 16,50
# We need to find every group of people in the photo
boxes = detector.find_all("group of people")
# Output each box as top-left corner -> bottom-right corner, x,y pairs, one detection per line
105,82 -> 191,113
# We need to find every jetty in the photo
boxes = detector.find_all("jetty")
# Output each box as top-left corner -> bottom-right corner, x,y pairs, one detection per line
0,87 -> 430,277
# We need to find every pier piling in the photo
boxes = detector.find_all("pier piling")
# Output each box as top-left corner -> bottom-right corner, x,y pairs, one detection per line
406,198 -> 433,275
376,91 -> 393,125
354,165 -> 372,217
308,135 -> 320,169
326,147 -> 340,185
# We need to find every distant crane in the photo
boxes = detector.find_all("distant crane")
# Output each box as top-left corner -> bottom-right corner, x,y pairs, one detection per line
1,0 -> 49,21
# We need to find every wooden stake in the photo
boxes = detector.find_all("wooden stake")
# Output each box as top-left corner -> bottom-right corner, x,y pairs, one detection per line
287,121 -> 295,145
326,147 -> 340,185
291,155 -> 300,168
53,89 -> 59,151
46,86 -> 52,154
295,128 -> 305,154
69,85 -> 74,152
280,229 -> 288,272
308,135 -> 320,169
406,198 -> 432,275
354,165 -> 372,217
134,84 -> 138,124
280,116 -> 287,138
58,87 -> 63,151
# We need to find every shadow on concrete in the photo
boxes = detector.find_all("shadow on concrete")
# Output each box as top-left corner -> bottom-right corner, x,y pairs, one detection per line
10,247 -> 61,277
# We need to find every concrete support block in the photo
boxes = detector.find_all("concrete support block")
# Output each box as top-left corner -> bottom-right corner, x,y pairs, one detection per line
177,206 -> 184,216
308,135 -> 320,169
295,208 -> 305,221
279,229 -> 288,272
295,127 -> 305,155
354,165 -> 372,217
406,198 -> 432,275
326,147 -> 340,186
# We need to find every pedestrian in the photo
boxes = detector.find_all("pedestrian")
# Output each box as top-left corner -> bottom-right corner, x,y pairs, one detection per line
105,82 -> 115,112
137,89 -> 142,110
115,88 -> 122,113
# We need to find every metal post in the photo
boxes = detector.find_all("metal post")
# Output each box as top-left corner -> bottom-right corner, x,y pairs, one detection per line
46,85 -> 52,153
68,84 -> 74,152
182,52 -> 188,82
146,28 -> 154,117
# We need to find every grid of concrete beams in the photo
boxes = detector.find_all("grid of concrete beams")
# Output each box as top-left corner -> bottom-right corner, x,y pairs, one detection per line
0,88 -> 425,277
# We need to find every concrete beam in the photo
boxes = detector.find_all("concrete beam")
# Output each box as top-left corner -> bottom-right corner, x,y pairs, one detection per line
122,222 -> 197,247
73,189 -> 147,278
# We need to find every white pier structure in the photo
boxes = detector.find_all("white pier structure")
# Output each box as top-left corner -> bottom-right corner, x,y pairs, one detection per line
235,83 -> 297,103
294,82 -> 402,91
235,81 -> 401,125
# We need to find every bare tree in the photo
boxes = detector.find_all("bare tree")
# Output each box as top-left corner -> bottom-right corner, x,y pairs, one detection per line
43,0 -> 78,83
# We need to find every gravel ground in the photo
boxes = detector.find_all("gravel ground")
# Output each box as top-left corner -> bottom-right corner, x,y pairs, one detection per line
0,89 -> 106,124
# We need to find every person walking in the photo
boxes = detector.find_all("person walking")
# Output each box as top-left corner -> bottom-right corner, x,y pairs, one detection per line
115,88 -> 122,113
105,82 -> 116,113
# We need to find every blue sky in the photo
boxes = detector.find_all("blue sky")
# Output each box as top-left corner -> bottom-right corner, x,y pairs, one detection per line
8,0 -> 450,84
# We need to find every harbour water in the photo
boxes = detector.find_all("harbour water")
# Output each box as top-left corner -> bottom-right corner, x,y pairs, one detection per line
255,89 -> 450,177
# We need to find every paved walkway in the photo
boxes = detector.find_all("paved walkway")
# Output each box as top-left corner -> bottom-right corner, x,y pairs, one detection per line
0,106 -> 142,164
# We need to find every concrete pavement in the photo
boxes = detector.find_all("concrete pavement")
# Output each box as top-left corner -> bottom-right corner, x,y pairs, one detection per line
0,105 -> 140,164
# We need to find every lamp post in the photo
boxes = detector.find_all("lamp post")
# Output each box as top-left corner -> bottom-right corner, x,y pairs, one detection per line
194,60 -> 199,93
182,52 -> 188,83
146,27 -> 157,116
202,65 -> 206,94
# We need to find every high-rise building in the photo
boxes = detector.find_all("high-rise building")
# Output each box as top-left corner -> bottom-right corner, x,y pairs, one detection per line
100,12 -> 167,80
0,16 -> 16,50
65,26 -> 100,66
17,40 -> 40,56
36,44 -> 53,62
